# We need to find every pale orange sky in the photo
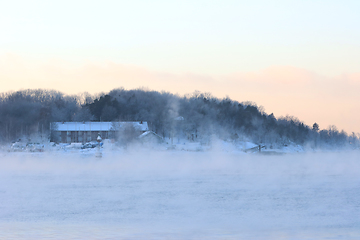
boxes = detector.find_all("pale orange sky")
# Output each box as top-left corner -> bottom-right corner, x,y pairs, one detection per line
1,54 -> 359,134
1,1 -> 360,133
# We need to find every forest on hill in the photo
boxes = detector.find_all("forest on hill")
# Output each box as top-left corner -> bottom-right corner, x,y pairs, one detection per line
0,88 -> 358,148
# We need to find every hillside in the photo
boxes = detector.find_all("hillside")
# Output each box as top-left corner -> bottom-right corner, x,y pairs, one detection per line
0,88 -> 358,149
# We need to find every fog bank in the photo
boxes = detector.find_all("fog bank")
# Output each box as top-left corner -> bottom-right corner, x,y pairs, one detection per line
0,151 -> 359,239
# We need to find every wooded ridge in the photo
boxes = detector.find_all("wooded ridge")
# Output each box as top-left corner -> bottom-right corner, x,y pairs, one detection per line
0,88 -> 358,148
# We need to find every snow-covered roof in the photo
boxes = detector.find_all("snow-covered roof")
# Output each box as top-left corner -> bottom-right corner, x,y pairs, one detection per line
52,122 -> 148,132
138,131 -> 162,139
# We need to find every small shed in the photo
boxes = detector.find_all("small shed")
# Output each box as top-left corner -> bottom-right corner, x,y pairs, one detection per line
138,131 -> 164,144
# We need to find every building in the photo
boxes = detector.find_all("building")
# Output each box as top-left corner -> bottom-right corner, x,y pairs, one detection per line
50,121 -> 148,143
138,131 -> 164,144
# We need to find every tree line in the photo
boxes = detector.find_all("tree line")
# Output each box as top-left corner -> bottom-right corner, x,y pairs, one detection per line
0,88 -> 358,149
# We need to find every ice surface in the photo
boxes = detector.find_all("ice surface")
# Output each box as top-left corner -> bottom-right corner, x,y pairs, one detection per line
0,150 -> 359,239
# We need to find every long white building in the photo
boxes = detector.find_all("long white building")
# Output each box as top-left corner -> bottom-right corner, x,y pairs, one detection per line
50,121 -> 148,143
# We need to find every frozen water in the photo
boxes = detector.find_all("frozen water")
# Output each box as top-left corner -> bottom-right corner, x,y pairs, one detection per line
0,150 -> 359,239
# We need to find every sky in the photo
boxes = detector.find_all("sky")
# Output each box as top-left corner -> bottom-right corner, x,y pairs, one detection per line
1,0 -> 360,133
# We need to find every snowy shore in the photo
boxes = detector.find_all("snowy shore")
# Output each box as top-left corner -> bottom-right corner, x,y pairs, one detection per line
2,138 -> 311,155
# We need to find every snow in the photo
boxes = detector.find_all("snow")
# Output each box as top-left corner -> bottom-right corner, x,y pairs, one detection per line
243,141 -> 259,149
52,121 -> 149,132
138,131 -> 162,139
0,149 -> 359,239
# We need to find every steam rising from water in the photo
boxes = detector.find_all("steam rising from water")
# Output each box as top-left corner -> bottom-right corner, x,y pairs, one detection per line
0,150 -> 359,239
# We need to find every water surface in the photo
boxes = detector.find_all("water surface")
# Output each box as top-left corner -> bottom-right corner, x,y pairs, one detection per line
1,151 -> 359,239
